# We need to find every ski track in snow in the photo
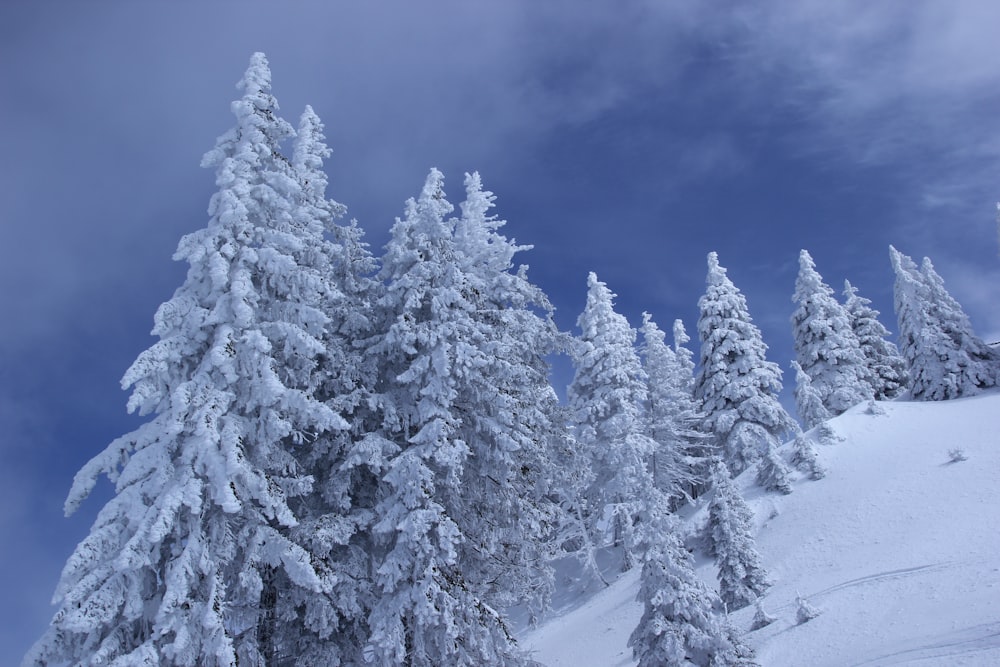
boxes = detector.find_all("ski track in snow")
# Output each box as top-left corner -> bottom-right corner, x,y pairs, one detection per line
811,562 -> 951,598
850,622 -> 1000,666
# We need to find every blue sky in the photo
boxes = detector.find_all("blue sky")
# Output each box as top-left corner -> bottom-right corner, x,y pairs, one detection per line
2,1 -> 999,659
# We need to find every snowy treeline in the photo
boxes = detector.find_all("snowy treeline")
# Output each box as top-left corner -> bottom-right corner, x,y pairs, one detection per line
27,54 -> 1000,667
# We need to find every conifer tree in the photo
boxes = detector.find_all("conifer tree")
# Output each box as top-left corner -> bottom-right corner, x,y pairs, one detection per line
842,280 -> 908,400
814,422 -> 843,447
639,313 -> 703,506
275,105 -> 385,665
447,171 -> 563,620
568,273 -> 662,573
791,250 -> 872,414
694,252 -> 796,477
26,53 -> 344,667
790,361 -> 831,430
890,246 -> 998,400
790,431 -> 826,480
364,169 -> 559,666
755,439 -> 793,495
709,460 -> 771,610
673,319 -> 696,377
629,520 -> 758,667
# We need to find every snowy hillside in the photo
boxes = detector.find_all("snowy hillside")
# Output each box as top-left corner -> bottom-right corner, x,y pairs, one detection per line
522,392 -> 1000,666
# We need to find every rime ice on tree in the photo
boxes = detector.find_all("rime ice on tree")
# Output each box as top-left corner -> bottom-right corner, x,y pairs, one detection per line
694,252 -> 796,478
890,246 -> 999,401
639,313 -> 705,506
791,250 -> 873,415
567,273 -> 662,574
364,170 -> 560,665
709,459 -> 772,610
26,53 -> 346,666
791,361 -> 831,431
630,521 -> 758,667
842,279 -> 908,400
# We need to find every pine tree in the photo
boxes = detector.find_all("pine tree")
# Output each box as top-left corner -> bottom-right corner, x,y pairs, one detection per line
709,460 -> 771,610
274,105 -> 385,665
790,361 -> 830,430
26,53 -> 344,666
673,319 -> 697,381
567,273 -> 662,574
842,280 -> 908,399
694,252 -> 796,477
890,246 -> 999,400
791,250 -> 872,414
629,522 -> 758,667
447,171 -> 563,621
364,169 -> 559,666
639,313 -> 704,507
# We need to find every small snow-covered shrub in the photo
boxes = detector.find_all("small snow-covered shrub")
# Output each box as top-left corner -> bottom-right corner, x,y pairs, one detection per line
795,594 -> 821,624
791,432 -> 826,481
815,422 -> 844,446
750,599 -> 777,631
864,398 -> 886,416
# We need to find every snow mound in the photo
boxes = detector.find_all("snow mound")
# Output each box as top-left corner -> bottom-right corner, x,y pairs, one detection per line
522,392 -> 1000,666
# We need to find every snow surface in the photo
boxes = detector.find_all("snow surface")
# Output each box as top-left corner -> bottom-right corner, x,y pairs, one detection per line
521,392 -> 1000,666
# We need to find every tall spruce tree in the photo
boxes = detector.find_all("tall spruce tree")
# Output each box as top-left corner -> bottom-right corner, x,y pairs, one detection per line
791,250 -> 872,414
447,171 -> 563,622
890,246 -> 998,400
638,313 -> 703,506
694,252 -> 796,477
567,273 -> 663,574
364,169 -> 559,666
275,105 -> 385,665
842,280 -> 907,400
26,53 -> 344,667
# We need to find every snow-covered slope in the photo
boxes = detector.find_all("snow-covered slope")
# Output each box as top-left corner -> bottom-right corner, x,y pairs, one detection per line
522,392 -> 1000,666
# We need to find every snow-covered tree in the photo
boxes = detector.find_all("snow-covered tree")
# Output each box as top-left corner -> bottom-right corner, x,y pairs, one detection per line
890,246 -> 998,400
639,313 -> 704,507
364,169 -> 559,665
273,104 -> 386,665
864,397 -> 886,416
709,459 -> 771,610
814,422 -> 842,447
447,171 -> 563,620
790,431 -> 826,480
755,439 -> 793,495
568,273 -> 662,573
673,319 -> 697,379
795,594 -> 821,624
791,250 -> 872,414
26,53 -> 345,666
842,280 -> 908,399
749,600 -> 777,631
629,522 -> 758,667
694,252 -> 796,477
790,360 -> 830,430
